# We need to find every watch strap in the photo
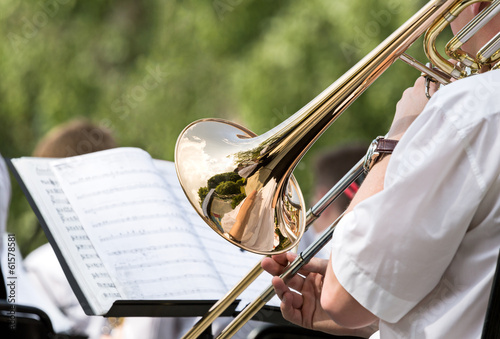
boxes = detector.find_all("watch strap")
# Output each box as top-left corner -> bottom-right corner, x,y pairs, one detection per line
376,138 -> 398,154
364,136 -> 398,172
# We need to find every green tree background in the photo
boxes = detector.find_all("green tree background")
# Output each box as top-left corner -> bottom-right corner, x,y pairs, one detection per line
0,0 -> 432,256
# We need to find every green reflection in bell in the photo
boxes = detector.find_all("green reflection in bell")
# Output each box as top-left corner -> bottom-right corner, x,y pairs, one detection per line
175,118 -> 305,255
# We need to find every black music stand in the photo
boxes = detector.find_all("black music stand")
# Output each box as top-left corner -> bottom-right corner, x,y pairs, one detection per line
481,248 -> 500,339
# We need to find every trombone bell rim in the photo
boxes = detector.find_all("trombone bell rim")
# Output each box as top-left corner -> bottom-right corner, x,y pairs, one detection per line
175,118 -> 306,255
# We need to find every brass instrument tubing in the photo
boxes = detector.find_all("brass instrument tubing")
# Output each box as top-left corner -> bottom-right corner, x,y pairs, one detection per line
399,53 -> 452,84
478,32 -> 500,63
425,0 -> 483,78
449,0 -> 499,48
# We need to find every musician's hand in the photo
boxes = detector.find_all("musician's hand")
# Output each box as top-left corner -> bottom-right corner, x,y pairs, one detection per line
262,252 -> 328,278
387,76 -> 438,140
262,253 -> 377,338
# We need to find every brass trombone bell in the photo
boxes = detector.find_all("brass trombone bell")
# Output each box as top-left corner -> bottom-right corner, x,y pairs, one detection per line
175,118 -> 306,255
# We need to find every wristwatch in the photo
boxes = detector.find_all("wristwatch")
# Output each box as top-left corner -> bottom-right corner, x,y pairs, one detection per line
363,136 -> 398,172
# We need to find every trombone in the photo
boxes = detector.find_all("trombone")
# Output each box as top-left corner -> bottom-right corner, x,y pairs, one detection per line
175,0 -> 500,337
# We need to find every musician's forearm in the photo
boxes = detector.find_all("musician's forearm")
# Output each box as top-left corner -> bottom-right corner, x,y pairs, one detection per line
344,154 -> 390,215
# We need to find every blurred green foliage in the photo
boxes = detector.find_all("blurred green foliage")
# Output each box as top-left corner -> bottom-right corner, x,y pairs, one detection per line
0,0 -> 432,256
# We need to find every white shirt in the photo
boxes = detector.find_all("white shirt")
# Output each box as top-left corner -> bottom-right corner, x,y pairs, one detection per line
330,70 -> 500,338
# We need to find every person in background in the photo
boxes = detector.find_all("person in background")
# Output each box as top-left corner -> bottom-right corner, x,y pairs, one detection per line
298,145 -> 367,259
32,119 -> 117,158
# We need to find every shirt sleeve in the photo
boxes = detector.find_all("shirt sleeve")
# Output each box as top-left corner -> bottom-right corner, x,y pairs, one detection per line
330,101 -> 486,323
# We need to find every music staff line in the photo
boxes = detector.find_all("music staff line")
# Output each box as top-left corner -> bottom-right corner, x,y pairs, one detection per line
76,182 -> 169,200
65,168 -> 160,186
83,197 -> 173,214
122,273 -> 223,287
92,212 -> 189,229
114,258 -> 214,271
107,242 -> 200,256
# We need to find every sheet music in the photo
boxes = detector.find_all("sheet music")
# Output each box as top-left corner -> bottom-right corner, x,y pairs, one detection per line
51,148 -> 228,300
12,158 -> 121,315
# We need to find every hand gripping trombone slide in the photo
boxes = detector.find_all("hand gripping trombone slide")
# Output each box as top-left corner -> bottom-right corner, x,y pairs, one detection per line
181,158 -> 365,339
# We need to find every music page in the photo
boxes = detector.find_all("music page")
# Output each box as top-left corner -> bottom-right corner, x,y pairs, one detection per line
50,148 -> 229,301
11,158 -> 121,315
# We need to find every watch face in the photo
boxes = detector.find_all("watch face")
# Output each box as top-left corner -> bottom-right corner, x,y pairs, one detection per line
363,139 -> 378,171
